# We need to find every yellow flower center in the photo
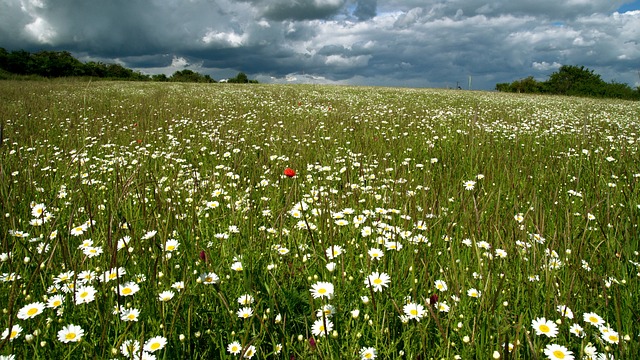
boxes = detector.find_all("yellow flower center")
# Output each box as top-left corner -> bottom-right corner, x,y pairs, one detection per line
410,309 -> 418,316
589,316 -> 598,323
318,288 -> 326,294
27,308 -> 39,316
540,324 -> 550,333
167,245 -> 175,251
65,333 -> 77,340
373,278 -> 382,285
150,342 -> 161,350
80,291 -> 88,298
205,277 -> 212,282
553,350 -> 565,359
10,330 -> 18,339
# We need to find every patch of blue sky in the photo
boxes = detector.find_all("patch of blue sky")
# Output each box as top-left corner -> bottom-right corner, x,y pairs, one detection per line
617,1 -> 640,13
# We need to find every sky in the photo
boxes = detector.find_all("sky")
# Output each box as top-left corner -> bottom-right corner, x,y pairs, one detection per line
1,0 -> 639,90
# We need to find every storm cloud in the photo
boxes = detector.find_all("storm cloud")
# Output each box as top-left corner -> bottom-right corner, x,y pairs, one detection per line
1,0 -> 638,89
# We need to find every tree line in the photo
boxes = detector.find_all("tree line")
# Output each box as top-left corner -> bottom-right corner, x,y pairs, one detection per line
0,48 -> 257,83
496,65 -> 639,100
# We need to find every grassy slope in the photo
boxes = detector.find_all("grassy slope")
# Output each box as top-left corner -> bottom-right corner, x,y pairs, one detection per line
0,80 -> 639,359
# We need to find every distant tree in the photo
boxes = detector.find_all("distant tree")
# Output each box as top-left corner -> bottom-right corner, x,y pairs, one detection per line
227,72 -> 258,84
236,72 -> 249,83
105,63 -> 134,78
31,50 -> 85,77
0,48 -> 9,71
0,48 -> 226,84
495,77 -> 542,93
6,50 -> 34,74
131,71 -> 151,81
495,82 -> 511,92
169,69 -> 215,83
497,65 -> 639,100
83,61 -> 108,77
602,80 -> 640,100
152,74 -> 168,82
545,65 -> 604,96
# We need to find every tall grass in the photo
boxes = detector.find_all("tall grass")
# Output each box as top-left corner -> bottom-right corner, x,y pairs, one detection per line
0,80 -> 639,359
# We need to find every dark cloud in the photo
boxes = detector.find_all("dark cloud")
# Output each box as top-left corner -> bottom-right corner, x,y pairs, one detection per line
353,0 -> 377,21
0,0 -> 638,89
379,0 -> 630,19
262,0 -> 347,21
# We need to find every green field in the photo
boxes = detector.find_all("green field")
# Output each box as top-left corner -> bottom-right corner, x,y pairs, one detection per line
1,80 -> 639,359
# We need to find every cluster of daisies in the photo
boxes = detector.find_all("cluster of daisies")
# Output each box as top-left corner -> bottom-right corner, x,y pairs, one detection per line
3,83 -> 639,360
306,281 -> 378,360
531,307 -> 623,360
2,208 -> 179,358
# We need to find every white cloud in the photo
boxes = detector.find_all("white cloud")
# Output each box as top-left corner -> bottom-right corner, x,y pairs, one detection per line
324,54 -> 371,67
393,7 -> 424,28
262,73 -> 339,85
171,56 -> 189,68
24,16 -> 56,44
202,30 -> 245,47
532,61 -> 562,71
20,0 -> 46,12
314,0 -> 343,7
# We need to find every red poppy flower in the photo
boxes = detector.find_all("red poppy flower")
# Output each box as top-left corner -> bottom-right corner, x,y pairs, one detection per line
284,168 -> 296,178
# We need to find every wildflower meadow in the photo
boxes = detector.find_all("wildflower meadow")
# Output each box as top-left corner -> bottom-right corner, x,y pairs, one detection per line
1,80 -> 639,359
